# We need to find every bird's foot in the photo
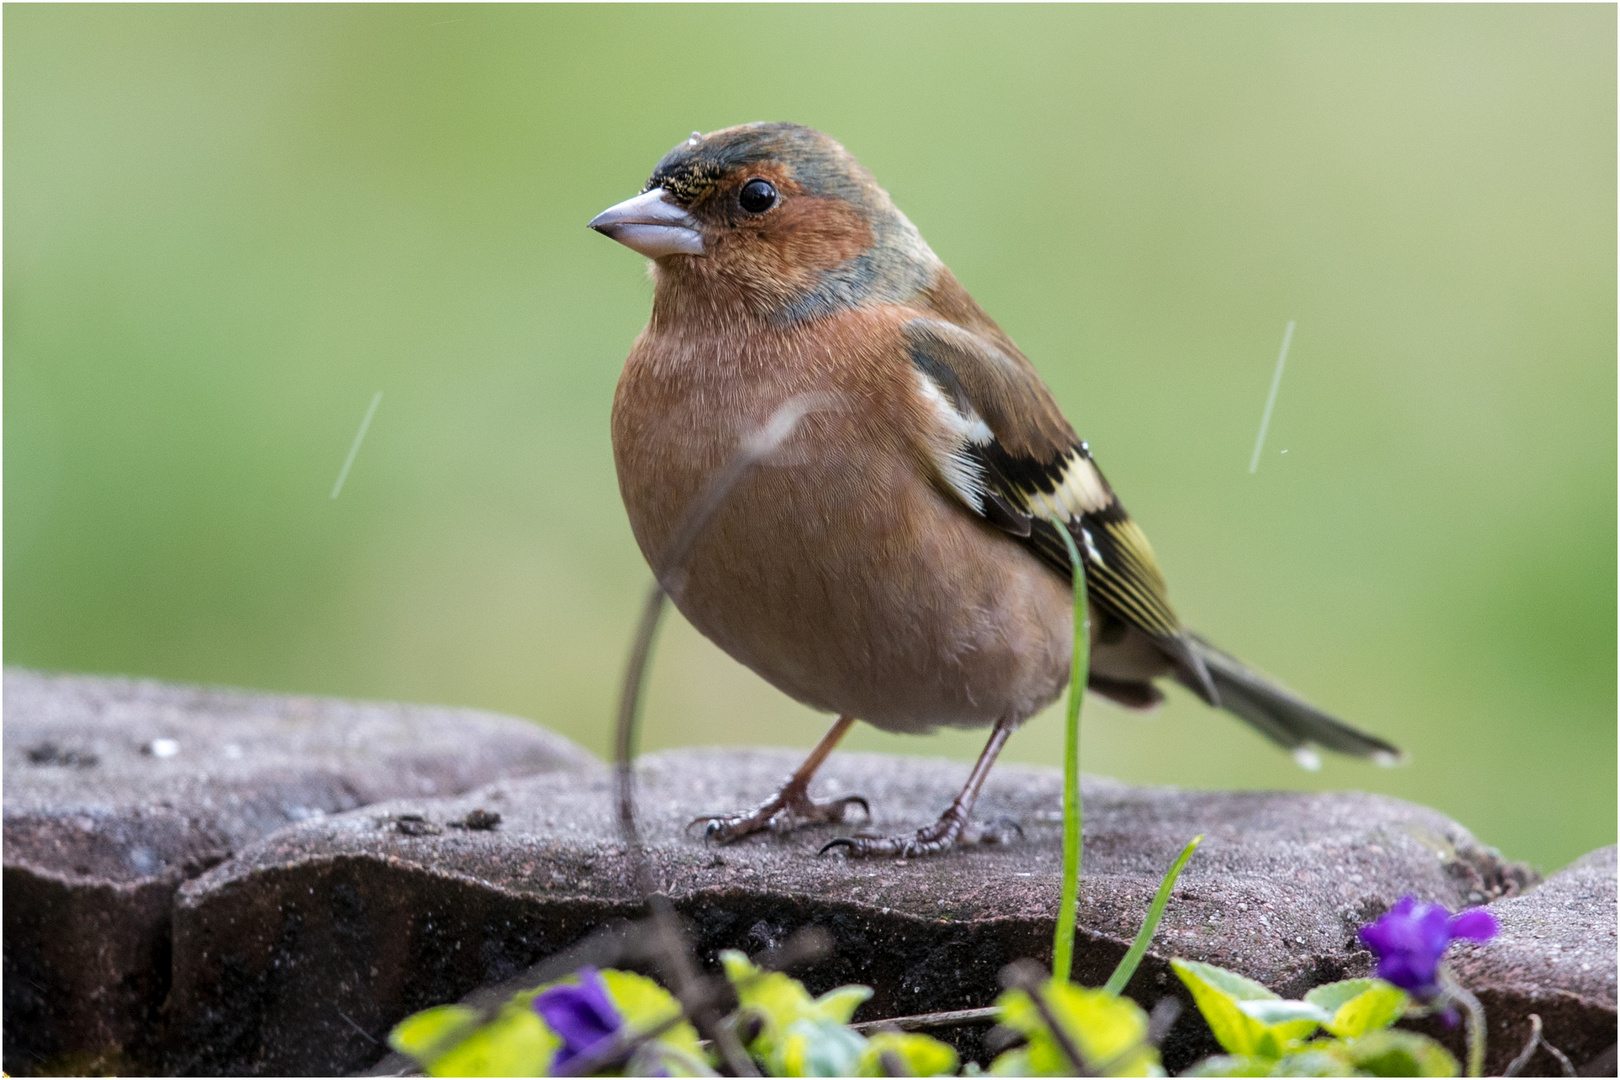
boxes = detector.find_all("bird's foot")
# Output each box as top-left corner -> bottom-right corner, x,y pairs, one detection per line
689,785 -> 870,844
819,810 -> 1022,859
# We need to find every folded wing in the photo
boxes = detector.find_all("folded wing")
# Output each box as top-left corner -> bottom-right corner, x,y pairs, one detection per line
902,316 -> 1219,705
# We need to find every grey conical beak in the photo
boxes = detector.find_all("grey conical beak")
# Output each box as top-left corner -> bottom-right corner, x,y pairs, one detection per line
588,188 -> 705,258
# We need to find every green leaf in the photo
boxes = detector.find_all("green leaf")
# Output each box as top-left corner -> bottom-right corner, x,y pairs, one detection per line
387,1001 -> 560,1077
1332,1029 -> 1459,1077
986,1047 -> 1035,1076
1235,1000 -> 1332,1028
857,1032 -> 960,1077
1303,980 -> 1409,1039
1300,980 -> 1375,1016
426,1003 -> 558,1077
1180,1055 -> 1282,1077
624,1039 -> 720,1077
1267,1049 -> 1358,1076
1102,835 -> 1203,996
720,948 -> 874,1069
1183,1049 -> 1358,1077
772,1017 -> 867,1077
1170,960 -> 1320,1057
815,985 -> 878,1026
388,1004 -> 480,1064
598,968 -> 705,1063
994,978 -> 1160,1076
1172,960 -> 1280,1004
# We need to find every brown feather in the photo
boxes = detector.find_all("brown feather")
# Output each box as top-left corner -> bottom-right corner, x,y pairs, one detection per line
613,306 -> 1079,734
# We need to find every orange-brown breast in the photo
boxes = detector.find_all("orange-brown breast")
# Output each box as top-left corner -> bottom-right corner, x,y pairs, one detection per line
611,305 -> 1078,733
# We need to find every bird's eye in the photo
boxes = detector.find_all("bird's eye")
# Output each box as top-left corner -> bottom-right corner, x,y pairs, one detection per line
738,178 -> 778,214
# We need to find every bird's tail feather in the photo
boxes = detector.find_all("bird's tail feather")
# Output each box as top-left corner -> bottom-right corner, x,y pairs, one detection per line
1175,631 -> 1403,764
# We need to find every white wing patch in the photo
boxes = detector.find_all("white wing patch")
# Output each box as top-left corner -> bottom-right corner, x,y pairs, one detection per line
1021,450 -> 1112,522
913,366 -> 992,511
1080,525 -> 1104,564
913,365 -> 1112,529
1054,451 -> 1112,515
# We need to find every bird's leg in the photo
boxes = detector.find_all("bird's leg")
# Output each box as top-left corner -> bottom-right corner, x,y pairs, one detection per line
689,715 -> 869,843
821,717 -> 1016,858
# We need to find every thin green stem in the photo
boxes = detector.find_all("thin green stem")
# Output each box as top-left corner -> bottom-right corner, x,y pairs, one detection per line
1102,835 -> 1203,996
1051,522 -> 1090,983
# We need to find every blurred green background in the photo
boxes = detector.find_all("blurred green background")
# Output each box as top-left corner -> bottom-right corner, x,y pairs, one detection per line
6,5 -> 1613,871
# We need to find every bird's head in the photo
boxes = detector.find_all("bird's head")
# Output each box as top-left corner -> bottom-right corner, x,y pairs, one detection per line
589,123 -> 941,322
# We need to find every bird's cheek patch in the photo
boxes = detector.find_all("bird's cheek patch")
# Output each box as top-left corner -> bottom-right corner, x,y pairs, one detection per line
767,196 -> 873,274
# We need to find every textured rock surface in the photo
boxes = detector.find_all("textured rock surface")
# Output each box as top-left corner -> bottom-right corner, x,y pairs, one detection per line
1440,845 -> 1616,1075
169,746 -> 1539,1076
1,668 -> 594,1076
8,671 -> 1608,1078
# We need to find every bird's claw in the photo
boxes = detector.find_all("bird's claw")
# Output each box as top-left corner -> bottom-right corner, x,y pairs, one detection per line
819,815 -> 965,858
819,830 -> 949,858
833,794 -> 871,819
689,791 -> 870,845
818,812 -> 1026,858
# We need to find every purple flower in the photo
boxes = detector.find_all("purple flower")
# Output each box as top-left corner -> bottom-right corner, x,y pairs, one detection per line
534,967 -> 624,1074
1358,896 -> 1498,998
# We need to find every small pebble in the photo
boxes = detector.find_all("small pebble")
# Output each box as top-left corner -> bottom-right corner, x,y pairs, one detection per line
26,742 -> 99,768
146,738 -> 180,759
460,808 -> 502,831
395,814 -> 443,837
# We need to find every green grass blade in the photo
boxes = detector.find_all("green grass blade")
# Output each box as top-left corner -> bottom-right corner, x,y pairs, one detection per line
1103,834 -> 1203,996
1051,521 -> 1089,983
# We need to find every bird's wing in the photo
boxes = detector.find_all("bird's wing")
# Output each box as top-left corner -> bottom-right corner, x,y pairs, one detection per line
903,316 -> 1217,701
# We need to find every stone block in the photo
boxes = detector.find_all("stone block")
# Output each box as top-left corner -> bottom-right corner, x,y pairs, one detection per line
168,746 -> 1540,1075
1444,845 -> 1616,1075
2,669 -> 594,1075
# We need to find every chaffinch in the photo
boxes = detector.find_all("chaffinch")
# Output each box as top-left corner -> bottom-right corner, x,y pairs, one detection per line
590,123 -> 1400,858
